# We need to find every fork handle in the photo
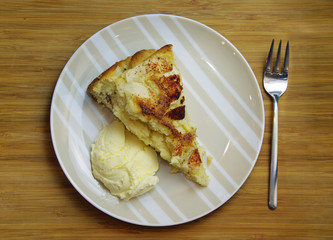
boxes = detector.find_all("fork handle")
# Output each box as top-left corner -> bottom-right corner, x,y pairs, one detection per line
269,96 -> 279,210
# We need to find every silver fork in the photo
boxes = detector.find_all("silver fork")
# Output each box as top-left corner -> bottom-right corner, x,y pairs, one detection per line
263,39 -> 289,210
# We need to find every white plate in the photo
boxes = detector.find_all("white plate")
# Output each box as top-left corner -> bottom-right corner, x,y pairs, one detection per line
50,14 -> 264,226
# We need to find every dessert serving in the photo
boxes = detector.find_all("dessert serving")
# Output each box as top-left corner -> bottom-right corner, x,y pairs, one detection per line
88,44 -> 209,188
91,120 -> 159,200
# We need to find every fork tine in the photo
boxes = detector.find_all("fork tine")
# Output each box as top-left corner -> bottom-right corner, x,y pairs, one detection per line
273,40 -> 282,73
283,41 -> 289,74
265,39 -> 274,73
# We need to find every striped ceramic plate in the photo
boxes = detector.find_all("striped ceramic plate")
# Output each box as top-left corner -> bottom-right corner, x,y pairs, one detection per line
50,14 -> 264,226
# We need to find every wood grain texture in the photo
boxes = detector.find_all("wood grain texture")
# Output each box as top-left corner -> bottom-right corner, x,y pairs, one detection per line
0,0 -> 332,239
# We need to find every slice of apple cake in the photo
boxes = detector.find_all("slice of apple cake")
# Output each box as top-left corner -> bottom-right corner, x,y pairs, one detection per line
88,44 -> 209,186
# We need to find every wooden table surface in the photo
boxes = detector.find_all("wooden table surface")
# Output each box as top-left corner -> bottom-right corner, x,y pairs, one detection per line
1,0 -> 332,239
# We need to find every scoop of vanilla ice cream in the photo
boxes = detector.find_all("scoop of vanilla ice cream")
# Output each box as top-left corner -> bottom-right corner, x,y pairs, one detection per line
91,120 -> 159,200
